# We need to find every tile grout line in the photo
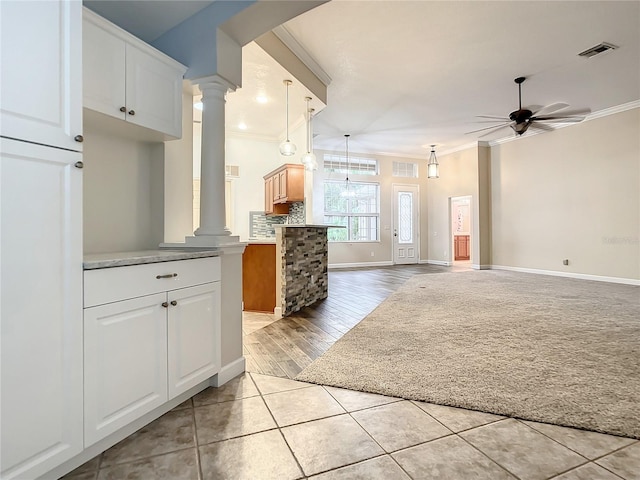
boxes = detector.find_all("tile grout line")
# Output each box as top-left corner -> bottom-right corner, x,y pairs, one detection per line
249,372 -> 307,479
190,398 -> 205,480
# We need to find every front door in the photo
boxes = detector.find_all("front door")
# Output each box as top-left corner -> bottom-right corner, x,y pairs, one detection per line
393,184 -> 419,264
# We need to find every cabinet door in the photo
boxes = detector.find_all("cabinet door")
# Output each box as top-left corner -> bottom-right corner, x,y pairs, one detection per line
279,170 -> 288,199
84,293 -> 168,447
265,177 -> 273,214
1,139 -> 83,479
0,0 -> 82,151
168,283 -> 221,398
83,14 -> 126,120
126,44 -> 183,138
272,173 -> 281,201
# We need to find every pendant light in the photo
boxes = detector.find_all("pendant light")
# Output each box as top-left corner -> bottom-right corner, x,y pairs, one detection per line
427,144 -> 439,178
340,134 -> 355,197
301,96 -> 317,170
279,80 -> 296,156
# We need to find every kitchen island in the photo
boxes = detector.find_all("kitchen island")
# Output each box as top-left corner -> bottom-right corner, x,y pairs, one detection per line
242,225 -> 330,317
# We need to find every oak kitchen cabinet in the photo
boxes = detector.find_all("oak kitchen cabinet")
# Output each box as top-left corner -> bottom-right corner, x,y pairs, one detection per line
83,257 -> 221,446
83,8 -> 186,139
454,235 -> 470,261
264,164 -> 304,215
0,1 -> 84,478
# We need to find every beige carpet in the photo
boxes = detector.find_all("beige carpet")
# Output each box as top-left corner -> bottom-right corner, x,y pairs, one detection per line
296,270 -> 640,439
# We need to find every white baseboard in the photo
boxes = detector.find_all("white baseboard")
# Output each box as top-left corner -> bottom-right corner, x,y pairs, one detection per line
274,306 -> 283,319
472,264 -> 491,270
329,261 -> 394,269
426,260 -> 452,266
491,265 -> 640,286
212,357 -> 246,386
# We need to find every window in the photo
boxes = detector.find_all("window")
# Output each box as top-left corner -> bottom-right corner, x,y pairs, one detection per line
324,154 -> 378,175
392,161 -> 418,178
324,181 -> 379,242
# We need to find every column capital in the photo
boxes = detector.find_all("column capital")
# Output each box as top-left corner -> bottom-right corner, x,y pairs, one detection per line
192,74 -> 237,95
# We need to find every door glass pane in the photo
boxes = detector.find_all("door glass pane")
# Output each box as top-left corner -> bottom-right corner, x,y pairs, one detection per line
398,192 -> 413,244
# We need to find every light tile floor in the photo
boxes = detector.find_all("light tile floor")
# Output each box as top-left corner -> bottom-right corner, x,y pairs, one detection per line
63,372 -> 639,480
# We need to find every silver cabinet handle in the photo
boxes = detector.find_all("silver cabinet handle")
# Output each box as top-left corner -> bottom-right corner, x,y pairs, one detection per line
170,300 -> 177,306
74,135 -> 83,143
119,106 -> 126,113
74,161 -> 84,169
161,302 -> 168,308
156,273 -> 178,279
128,110 -> 135,116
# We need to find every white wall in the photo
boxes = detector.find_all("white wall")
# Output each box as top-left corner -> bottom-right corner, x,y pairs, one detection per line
491,107 -> 640,281
83,126 -> 164,254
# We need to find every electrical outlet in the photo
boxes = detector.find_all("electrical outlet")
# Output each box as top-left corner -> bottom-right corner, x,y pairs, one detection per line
563,259 -> 569,266
371,251 -> 374,257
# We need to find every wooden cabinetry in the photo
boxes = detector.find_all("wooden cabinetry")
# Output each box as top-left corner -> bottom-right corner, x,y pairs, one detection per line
0,2 -> 84,478
83,8 -> 186,139
242,244 -> 277,313
264,164 -> 304,215
454,235 -> 470,261
0,0 -> 83,151
83,258 -> 221,446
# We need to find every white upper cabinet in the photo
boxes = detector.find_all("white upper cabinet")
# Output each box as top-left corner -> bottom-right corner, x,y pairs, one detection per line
0,0 -> 83,151
83,8 -> 186,139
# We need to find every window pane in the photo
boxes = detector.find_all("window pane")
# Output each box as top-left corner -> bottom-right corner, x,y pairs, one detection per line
398,192 -> 413,243
325,215 -> 348,241
349,216 -> 378,241
324,154 -> 378,175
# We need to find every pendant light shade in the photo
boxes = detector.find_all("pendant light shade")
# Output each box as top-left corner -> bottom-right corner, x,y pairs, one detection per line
340,134 -> 355,197
301,97 -> 317,171
427,144 -> 439,179
279,80 -> 296,156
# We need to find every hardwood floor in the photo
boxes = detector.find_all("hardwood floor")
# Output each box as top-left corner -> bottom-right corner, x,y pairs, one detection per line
243,263 -> 465,379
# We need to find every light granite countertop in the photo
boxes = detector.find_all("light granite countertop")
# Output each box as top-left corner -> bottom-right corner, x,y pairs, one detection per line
83,249 -> 220,270
247,238 -> 277,244
273,224 -> 334,229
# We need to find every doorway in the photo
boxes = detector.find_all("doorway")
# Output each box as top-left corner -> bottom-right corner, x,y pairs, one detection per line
392,184 -> 420,264
450,196 -> 472,265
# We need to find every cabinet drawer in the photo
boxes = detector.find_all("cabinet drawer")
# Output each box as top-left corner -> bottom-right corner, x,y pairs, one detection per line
84,257 -> 221,307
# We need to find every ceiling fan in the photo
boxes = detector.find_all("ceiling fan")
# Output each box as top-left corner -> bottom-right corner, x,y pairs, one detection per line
468,77 -> 591,138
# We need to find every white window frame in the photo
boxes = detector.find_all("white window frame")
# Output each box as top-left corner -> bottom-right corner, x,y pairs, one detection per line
324,180 -> 380,242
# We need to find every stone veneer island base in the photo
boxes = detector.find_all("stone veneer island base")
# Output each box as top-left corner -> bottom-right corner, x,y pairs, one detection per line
275,225 -> 329,317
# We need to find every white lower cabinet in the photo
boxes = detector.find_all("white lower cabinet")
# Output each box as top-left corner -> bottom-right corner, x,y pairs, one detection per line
168,283 -> 221,398
83,258 -> 221,447
83,293 -> 168,446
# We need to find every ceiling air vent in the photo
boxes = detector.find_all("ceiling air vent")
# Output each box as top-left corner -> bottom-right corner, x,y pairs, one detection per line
578,42 -> 618,58
226,165 -> 239,177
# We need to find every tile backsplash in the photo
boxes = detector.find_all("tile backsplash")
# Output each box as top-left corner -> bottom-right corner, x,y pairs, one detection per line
249,202 -> 305,238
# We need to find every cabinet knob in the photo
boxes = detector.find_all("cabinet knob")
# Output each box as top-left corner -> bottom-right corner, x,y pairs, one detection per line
128,110 -> 135,116
74,161 -> 84,169
74,135 -> 83,143
119,106 -> 126,113
161,302 -> 169,308
156,273 -> 178,279
170,300 -> 177,306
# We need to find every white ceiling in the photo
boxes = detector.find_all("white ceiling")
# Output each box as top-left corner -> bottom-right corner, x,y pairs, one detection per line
227,0 -> 640,158
88,1 -> 640,159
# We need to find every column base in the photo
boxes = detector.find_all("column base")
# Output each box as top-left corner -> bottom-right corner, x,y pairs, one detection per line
160,234 -> 243,249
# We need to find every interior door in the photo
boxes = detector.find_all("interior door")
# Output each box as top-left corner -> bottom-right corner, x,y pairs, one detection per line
393,184 -> 419,264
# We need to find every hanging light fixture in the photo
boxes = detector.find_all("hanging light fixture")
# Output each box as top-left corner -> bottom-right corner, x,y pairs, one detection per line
427,144 -> 439,178
279,80 -> 296,156
301,97 -> 317,170
340,134 -> 355,197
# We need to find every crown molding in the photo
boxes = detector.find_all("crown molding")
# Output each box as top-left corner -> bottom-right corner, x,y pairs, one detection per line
272,25 -> 332,87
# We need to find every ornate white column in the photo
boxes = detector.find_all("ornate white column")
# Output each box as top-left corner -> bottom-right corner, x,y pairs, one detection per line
162,75 -> 240,248
195,78 -> 232,237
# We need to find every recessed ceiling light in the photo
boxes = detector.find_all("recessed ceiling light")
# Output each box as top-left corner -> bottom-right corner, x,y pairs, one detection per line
256,95 -> 268,104
194,102 -> 203,111
238,122 -> 248,130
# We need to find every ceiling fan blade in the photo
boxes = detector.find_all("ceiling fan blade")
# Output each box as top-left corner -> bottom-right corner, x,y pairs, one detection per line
478,123 -> 513,138
529,122 -> 556,132
532,102 -> 570,116
465,122 -> 511,135
534,108 -> 591,118
476,115 -> 510,121
533,115 -> 586,123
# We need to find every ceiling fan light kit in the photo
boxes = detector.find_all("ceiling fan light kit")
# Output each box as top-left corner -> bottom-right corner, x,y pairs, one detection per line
279,79 -> 297,156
